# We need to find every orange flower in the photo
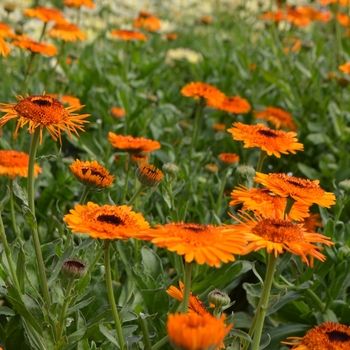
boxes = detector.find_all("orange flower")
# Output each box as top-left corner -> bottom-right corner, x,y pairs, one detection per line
213,123 -> 226,131
208,95 -> 251,114
109,107 -> 125,118
134,222 -> 247,267
0,150 -> 42,178
339,62 -> 350,74
111,29 -> 147,42
227,122 -> 304,158
259,9 -> 284,22
181,82 -> 226,109
297,6 -> 331,22
49,94 -> 82,108
232,214 -> 333,266
337,13 -> 349,27
229,185 -> 310,221
133,11 -> 161,32
108,133 -> 161,153
300,213 -> 323,232
63,202 -> 150,240
254,172 -> 336,208
64,0 -> 95,9
218,153 -> 240,166
70,159 -> 115,189
0,93 -> 90,145
0,22 -> 15,39
167,313 -> 232,350
200,16 -> 213,24
286,8 -> 311,27
205,163 -> 218,173
284,38 -> 302,53
48,21 -> 86,42
24,6 -> 65,23
166,33 -> 178,40
167,281 -> 212,317
130,153 -> 148,164
12,34 -> 58,56
249,63 -> 257,70
136,163 -> 164,187
0,37 -> 10,57
254,106 -> 296,131
282,322 -> 350,349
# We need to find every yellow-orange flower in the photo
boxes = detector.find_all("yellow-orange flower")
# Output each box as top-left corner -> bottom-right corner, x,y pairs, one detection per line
218,153 -> 240,165
63,202 -> 150,240
108,133 -> 161,153
0,37 -> 10,57
49,94 -> 82,108
259,9 -> 284,22
166,33 -> 178,40
0,150 -> 42,178
136,163 -> 164,187
167,281 -> 212,317
339,62 -> 350,74
24,6 -> 65,23
230,185 -> 310,221
0,22 -> 15,39
337,13 -> 349,27
0,93 -> 90,145
284,38 -> 302,54
48,21 -> 86,42
12,35 -> 58,56
227,122 -> 304,158
70,159 -> 115,189
134,222 -> 247,267
200,16 -> 213,24
133,11 -> 161,32
282,322 -> 350,350
111,29 -> 147,42
301,213 -> 323,232
209,95 -> 251,114
205,163 -> 218,173
254,172 -> 336,208
213,123 -> 226,131
167,313 -> 232,350
181,82 -> 226,109
130,153 -> 148,164
232,214 -> 333,266
109,107 -> 125,118
64,0 -> 95,9
254,107 -> 296,131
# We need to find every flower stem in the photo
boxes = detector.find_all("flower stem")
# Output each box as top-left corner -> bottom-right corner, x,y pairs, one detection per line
9,179 -> 23,243
151,335 -> 169,350
189,98 -> 205,159
88,245 -> 104,272
139,313 -> 152,350
215,169 -> 229,215
56,277 -> 75,340
256,149 -> 267,173
127,184 -> 146,206
27,129 -> 53,322
251,253 -> 278,350
121,154 -> 131,204
79,186 -> 90,204
182,262 -> 193,313
21,52 -> 37,94
104,240 -> 125,348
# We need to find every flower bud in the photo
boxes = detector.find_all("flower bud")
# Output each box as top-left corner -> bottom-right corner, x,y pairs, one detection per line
208,289 -> 230,308
61,259 -> 88,280
136,163 -> 164,187
162,162 -> 179,179
339,179 -> 350,192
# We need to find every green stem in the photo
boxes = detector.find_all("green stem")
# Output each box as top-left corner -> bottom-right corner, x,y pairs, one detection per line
0,212 -> 20,290
121,154 -> 131,204
182,262 -> 193,313
251,253 -> 278,350
21,52 -> 37,95
215,169 -> 229,215
127,184 -> 146,206
284,197 -> 296,218
139,313 -> 152,350
151,335 -> 169,350
27,129 -> 52,310
57,278 -> 75,340
104,240 -> 125,348
189,99 -> 205,159
9,179 -> 23,243
79,186 -> 91,204
256,149 -> 267,174
38,22 -> 47,42
88,245 -> 104,272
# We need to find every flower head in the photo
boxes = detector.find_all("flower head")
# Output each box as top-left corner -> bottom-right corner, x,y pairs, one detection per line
167,281 -> 212,317
61,258 -> 87,279
135,222 -> 247,267
218,153 -> 240,166
108,133 -> 161,153
0,37 -> 10,57
232,214 -> 333,266
0,93 -> 90,145
166,33 -> 178,40
0,22 -> 15,39
111,29 -> 147,41
205,163 -> 218,173
227,122 -> 304,158
200,16 -> 213,24
130,153 -> 148,164
254,106 -> 297,131
64,0 -> 95,9
49,94 -> 82,108
181,82 -> 226,108
70,159 -> 115,189
209,95 -> 251,114
136,163 -> 164,187
339,62 -> 350,74
48,21 -> 86,42
24,6 -> 65,23
63,202 -> 150,240
282,322 -> 350,350
109,107 -> 125,118
0,150 -> 42,178
12,34 -> 58,56
254,172 -> 336,208
133,11 -> 161,32
167,313 -> 232,350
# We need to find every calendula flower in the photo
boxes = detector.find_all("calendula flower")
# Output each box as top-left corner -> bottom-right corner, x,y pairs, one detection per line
181,82 -> 226,109
339,62 -> 350,74
133,11 -> 161,32
70,159 -> 115,189
109,107 -> 125,118
282,322 -> 350,349
218,153 -> 240,166
49,94 -> 82,108
12,35 -> 58,56
249,63 -> 257,70
0,150 -> 42,178
286,7 -> 311,27
230,185 -> 310,221
259,9 -> 284,22
135,222 -> 247,267
209,95 -> 251,114
213,123 -> 226,131
254,107 -> 297,131
108,133 -> 161,153
64,0 -> 95,9
24,6 -> 65,23
167,313 -> 232,350
337,13 -> 349,27
0,22 -> 15,38
297,6 -> 331,22
0,37 -> 10,57
61,258 -> 87,280
166,33 -> 178,40
130,153 -> 148,164
110,29 -> 147,42
232,214 -> 333,266
48,21 -> 86,42
200,16 -> 213,24
300,213 -> 323,232
167,281 -> 212,317
136,163 -> 164,187
205,163 -> 218,173
254,172 -> 336,208
0,93 -> 90,145
284,38 -> 302,53
63,202 -> 150,240
227,122 -> 304,158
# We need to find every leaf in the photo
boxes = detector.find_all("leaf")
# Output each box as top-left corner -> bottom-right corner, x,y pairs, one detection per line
98,322 -> 120,348
0,306 -> 15,316
140,246 -> 164,283
67,296 -> 96,315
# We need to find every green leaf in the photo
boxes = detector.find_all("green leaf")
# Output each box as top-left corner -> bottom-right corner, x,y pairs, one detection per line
98,322 -> 120,348
0,306 -> 15,316
140,246 -> 164,283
